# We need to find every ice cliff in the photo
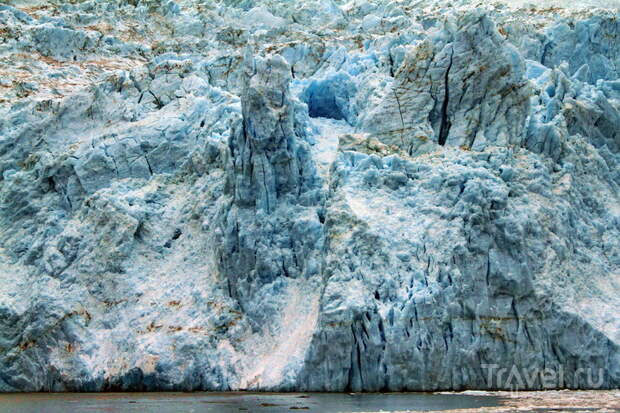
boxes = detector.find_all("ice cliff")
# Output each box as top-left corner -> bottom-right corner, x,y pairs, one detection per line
0,0 -> 619,392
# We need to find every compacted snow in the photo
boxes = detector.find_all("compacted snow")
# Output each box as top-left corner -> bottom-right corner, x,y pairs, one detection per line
0,0 -> 619,391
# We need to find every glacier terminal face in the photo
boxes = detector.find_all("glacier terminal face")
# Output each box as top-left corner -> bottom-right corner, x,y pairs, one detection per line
0,0 -> 619,392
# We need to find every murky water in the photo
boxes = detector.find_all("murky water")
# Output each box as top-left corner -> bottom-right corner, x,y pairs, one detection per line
0,392 -> 503,413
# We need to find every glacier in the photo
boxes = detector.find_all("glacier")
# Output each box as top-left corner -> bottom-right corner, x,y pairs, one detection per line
0,0 -> 619,392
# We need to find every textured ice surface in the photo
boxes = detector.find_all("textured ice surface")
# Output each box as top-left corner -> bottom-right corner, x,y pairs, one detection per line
0,0 -> 619,392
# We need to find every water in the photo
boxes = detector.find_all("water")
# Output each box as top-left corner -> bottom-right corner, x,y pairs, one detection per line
0,392 -> 503,413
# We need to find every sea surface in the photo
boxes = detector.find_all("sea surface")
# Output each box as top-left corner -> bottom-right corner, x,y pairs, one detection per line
0,392 -> 503,413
